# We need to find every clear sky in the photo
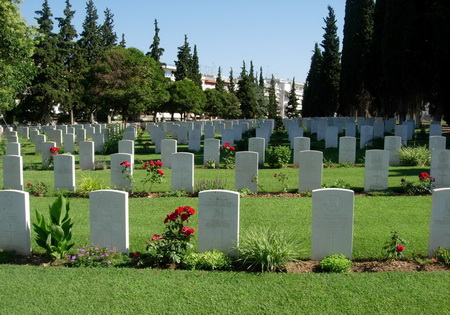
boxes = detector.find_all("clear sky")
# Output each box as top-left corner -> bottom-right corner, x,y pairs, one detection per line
19,0 -> 345,83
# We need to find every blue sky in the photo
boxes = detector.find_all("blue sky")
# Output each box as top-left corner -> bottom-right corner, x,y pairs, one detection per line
19,0 -> 345,82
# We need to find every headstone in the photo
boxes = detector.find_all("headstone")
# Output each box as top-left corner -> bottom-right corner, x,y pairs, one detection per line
153,130 -> 167,154
235,151 -> 258,193
93,133 -> 105,154
63,133 -> 76,154
6,142 -> 20,156
255,127 -> 270,148
54,154 -> 75,191
338,137 -> 356,164
203,138 -> 220,168
311,188 -> 354,260
288,126 -> 303,149
204,125 -> 215,139
188,129 -> 201,152
325,126 -> 338,149
360,125 -> 374,149
0,190 -> 31,255
429,136 -> 446,152
428,188 -> 450,257
248,137 -> 265,167
118,140 -> 134,156
17,127 -> 29,139
384,136 -> 402,166
76,129 -> 86,144
50,129 -> 63,146
293,137 -> 311,167
364,150 -> 389,191
198,190 -> 240,256
3,155 -> 23,190
171,152 -> 194,193
90,190 -> 129,253
431,150 -> 450,188
215,123 -> 225,136
41,141 -> 57,167
232,124 -> 243,142
299,150 -> 323,191
175,126 -> 188,144
34,134 -> 46,154
429,124 -> 442,137
222,129 -> 235,146
85,126 -> 95,139
395,125 -> 408,146
79,141 -> 95,170
30,129 -> 39,144
110,153 -> 133,191
316,119 -> 328,141
161,139 -> 177,168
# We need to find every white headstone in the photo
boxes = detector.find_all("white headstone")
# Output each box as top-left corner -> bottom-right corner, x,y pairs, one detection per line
161,139 -> 177,168
373,121 -> 385,139
325,126 -> 338,148
63,133 -> 75,154
3,155 -> 23,190
50,129 -> 63,146
395,125 -> 408,146
198,190 -> 240,256
90,190 -> 129,253
171,152 -> 194,193
235,151 -> 258,193
248,137 -> 265,167
203,138 -> 220,168
429,136 -> 446,152
93,133 -> 105,154
338,137 -> 356,164
429,124 -> 442,137
118,140 -> 134,156
384,136 -> 402,166
34,134 -> 46,154
430,150 -> 450,188
222,129 -> 235,146
311,188 -> 354,260
6,142 -> 20,156
110,153 -> 133,191
188,129 -> 201,152
204,125 -> 215,139
364,150 -> 389,191
76,129 -> 86,144
299,151 -> 323,191
79,141 -> 95,170
360,125 -> 374,149
153,130 -> 167,154
293,137 -> 311,167
54,154 -> 75,191
0,190 -> 31,255
428,188 -> 450,257
41,141 -> 57,167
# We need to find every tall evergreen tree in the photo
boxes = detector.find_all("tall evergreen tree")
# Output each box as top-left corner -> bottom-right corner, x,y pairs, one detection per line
237,61 -> 258,118
215,67 -> 225,92
228,68 -> 235,93
147,19 -> 164,63
174,35 -> 191,81
100,8 -> 117,48
78,0 -> 102,64
259,67 -> 264,88
285,78 -> 299,118
319,6 -> 341,116
267,75 -> 278,119
302,43 -> 323,117
190,45 -> 202,87
119,33 -> 126,47
339,0 -> 374,116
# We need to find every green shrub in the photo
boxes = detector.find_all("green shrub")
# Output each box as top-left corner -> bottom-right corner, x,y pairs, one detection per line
266,145 -> 291,168
77,175 -> 106,197
323,179 -> 351,189
434,247 -> 450,266
195,178 -> 227,193
237,227 -> 301,272
399,145 -> 430,166
182,250 -> 232,270
319,254 -> 352,273
58,243 -> 130,267
33,195 -> 74,260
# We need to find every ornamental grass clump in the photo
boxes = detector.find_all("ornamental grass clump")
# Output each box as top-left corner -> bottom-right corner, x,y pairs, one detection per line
237,227 -> 301,272
146,206 -> 196,266
399,145 -> 430,166
319,254 -> 352,273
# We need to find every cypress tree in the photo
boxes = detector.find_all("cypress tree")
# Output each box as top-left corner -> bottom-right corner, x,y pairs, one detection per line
174,35 -> 191,81
147,19 -> 164,63
119,33 -> 126,48
267,75 -> 278,119
302,43 -> 323,117
285,78 -> 299,118
79,0 -> 102,64
215,67 -> 225,92
228,68 -> 235,93
339,0 -> 374,116
259,67 -> 264,88
190,45 -> 202,88
100,8 -> 117,48
320,6 -> 341,116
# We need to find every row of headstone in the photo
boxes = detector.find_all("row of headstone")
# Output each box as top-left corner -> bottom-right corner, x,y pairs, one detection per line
2,187 -> 448,259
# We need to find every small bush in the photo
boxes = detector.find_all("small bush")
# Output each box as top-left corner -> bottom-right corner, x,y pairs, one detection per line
160,189 -> 188,197
319,254 -> 352,273
323,179 -> 351,189
266,145 -> 291,168
399,145 -> 430,166
58,243 -> 130,267
182,250 -> 232,270
77,175 -> 106,197
237,227 -> 301,272
195,178 -> 227,193
434,247 -> 450,266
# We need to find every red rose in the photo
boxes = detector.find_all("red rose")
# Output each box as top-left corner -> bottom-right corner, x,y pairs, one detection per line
133,252 -> 139,259
175,207 -> 184,215
151,234 -> 164,241
180,213 -> 189,221
184,206 -> 195,215
156,160 -> 163,167
27,182 -> 31,187
396,244 -> 405,253
180,226 -> 195,237
157,169 -> 164,176
230,146 -> 235,151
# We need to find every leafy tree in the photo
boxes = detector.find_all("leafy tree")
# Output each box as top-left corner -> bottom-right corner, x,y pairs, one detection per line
221,91 -> 241,119
267,75 -> 278,118
147,19 -> 164,63
285,78 -> 299,118
319,6 -> 341,116
100,8 -> 117,48
190,45 -> 202,87
302,43 -> 323,117
215,67 -> 225,92
164,79 -> 206,120
0,0 -> 36,112
174,35 -> 192,81
339,0 -> 374,116
204,88 -> 223,117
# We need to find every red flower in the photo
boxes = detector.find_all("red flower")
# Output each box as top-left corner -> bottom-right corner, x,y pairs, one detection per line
156,160 -> 163,167
184,206 -> 195,215
133,252 -> 139,259
180,213 -> 189,221
274,173 -> 278,178
180,226 -> 195,237
27,182 -> 31,187
419,172 -> 431,180
49,147 -> 60,155
151,234 -> 164,241
396,244 -> 405,253
157,169 -> 164,176
120,161 -> 131,168
230,146 -> 235,151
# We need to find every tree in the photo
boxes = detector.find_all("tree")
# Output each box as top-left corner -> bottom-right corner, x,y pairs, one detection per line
228,68 -> 236,93
204,88 -> 223,118
320,6 -> 341,116
259,67 -> 264,88
302,43 -> 323,117
78,0 -> 102,64
147,19 -> 164,63
190,45 -> 202,87
174,35 -> 191,81
119,33 -> 126,48
0,0 -> 36,112
339,0 -> 375,116
285,78 -> 299,118
100,8 -> 117,48
267,75 -> 278,118
164,79 -> 205,120
215,67 -> 225,92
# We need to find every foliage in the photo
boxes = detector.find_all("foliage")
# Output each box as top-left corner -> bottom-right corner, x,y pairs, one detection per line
164,79 -> 206,119
160,189 -> 189,198
266,145 -> 291,168
237,227 -> 301,272
221,142 -> 235,169
103,128 -> 122,154
94,157 -> 108,170
411,252 -> 434,266
433,247 -> 450,266
285,78 -> 299,118
181,250 -> 232,271
146,206 -> 196,265
267,75 -> 278,118
400,172 -> 435,195
58,243 -> 129,267
273,172 -> 289,193
147,19 -> 164,62
323,179 -> 351,190
77,175 -> 106,197
141,160 -> 165,191
302,43 -> 323,117
399,146 -> 430,166
382,231 -> 407,260
195,178 -> 227,193
319,254 -> 352,273
33,195 -> 74,260
238,188 -> 254,197
25,181 -> 48,197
